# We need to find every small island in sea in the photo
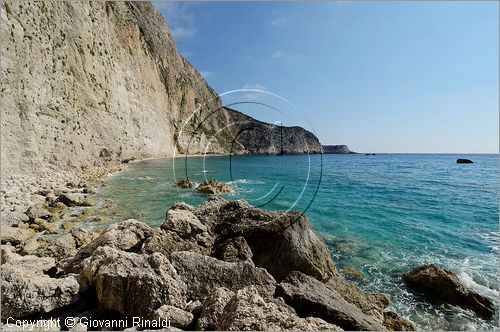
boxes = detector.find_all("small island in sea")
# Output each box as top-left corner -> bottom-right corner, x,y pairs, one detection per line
1,1 -> 497,331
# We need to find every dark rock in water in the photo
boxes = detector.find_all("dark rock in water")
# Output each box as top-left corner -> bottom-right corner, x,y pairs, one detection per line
365,153 -> 376,156
403,264 -> 494,319
457,158 -> 474,164
176,178 -> 195,189
383,311 -> 416,331
323,144 -> 355,154
275,271 -> 385,331
197,179 -> 234,194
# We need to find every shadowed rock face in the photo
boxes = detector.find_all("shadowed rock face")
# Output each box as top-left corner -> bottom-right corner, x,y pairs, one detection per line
403,264 -> 495,320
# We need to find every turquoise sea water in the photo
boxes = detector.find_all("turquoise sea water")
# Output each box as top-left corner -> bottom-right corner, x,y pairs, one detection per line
95,154 -> 499,330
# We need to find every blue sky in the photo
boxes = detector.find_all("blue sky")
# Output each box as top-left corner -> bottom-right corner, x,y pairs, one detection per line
153,1 -> 498,153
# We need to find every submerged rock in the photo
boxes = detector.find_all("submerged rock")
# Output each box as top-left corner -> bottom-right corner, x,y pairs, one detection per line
403,264 -> 494,319
383,311 -> 416,331
197,179 -> 234,194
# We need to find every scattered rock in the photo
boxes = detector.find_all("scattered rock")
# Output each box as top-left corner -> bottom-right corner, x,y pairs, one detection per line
1,249 -> 79,318
275,271 -> 385,331
170,251 -> 276,300
457,158 -> 474,164
1,225 -> 36,245
197,179 -> 234,195
383,311 -> 416,331
403,264 -> 494,319
176,178 -> 195,189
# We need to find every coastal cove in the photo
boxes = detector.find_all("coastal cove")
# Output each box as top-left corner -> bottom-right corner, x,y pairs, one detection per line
92,153 -> 499,330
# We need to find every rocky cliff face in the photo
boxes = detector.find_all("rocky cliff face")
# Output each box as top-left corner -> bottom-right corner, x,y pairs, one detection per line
0,1 -> 234,176
0,1 -> 322,178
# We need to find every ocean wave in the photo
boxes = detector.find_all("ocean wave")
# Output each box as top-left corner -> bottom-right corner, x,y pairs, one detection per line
458,271 -> 499,300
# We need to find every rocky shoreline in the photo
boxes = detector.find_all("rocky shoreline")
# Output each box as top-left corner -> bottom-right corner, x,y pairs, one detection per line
2,169 -> 418,332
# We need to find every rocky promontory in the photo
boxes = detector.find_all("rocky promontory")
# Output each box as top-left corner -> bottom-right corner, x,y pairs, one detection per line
1,198 -> 416,331
322,145 -> 355,154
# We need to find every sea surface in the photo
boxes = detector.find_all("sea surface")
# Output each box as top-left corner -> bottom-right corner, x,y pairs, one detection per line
95,153 -> 499,330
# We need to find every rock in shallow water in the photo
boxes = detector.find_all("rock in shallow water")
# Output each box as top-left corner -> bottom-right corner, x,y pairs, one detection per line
176,178 -> 196,189
403,264 -> 494,320
196,179 -> 234,194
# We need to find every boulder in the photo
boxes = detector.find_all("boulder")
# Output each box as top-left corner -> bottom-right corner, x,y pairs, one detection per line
211,200 -> 336,282
56,193 -> 83,207
176,178 -> 195,189
1,249 -> 79,318
275,271 -> 385,331
60,219 -> 153,273
403,264 -> 494,319
457,158 -> 474,164
151,305 -> 194,329
217,286 -> 342,331
21,228 -> 99,261
170,251 -> 276,300
80,246 -> 187,318
25,204 -> 51,221
162,209 -> 208,236
383,311 -> 416,331
1,225 -> 36,245
197,179 -> 234,195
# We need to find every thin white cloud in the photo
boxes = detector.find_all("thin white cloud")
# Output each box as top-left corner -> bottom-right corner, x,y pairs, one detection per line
200,71 -> 215,79
242,84 -> 267,90
270,17 -> 288,27
272,51 -> 284,59
153,2 -> 197,40
272,50 -> 303,62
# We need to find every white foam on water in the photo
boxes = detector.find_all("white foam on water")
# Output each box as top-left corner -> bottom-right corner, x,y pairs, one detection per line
458,271 -> 499,300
